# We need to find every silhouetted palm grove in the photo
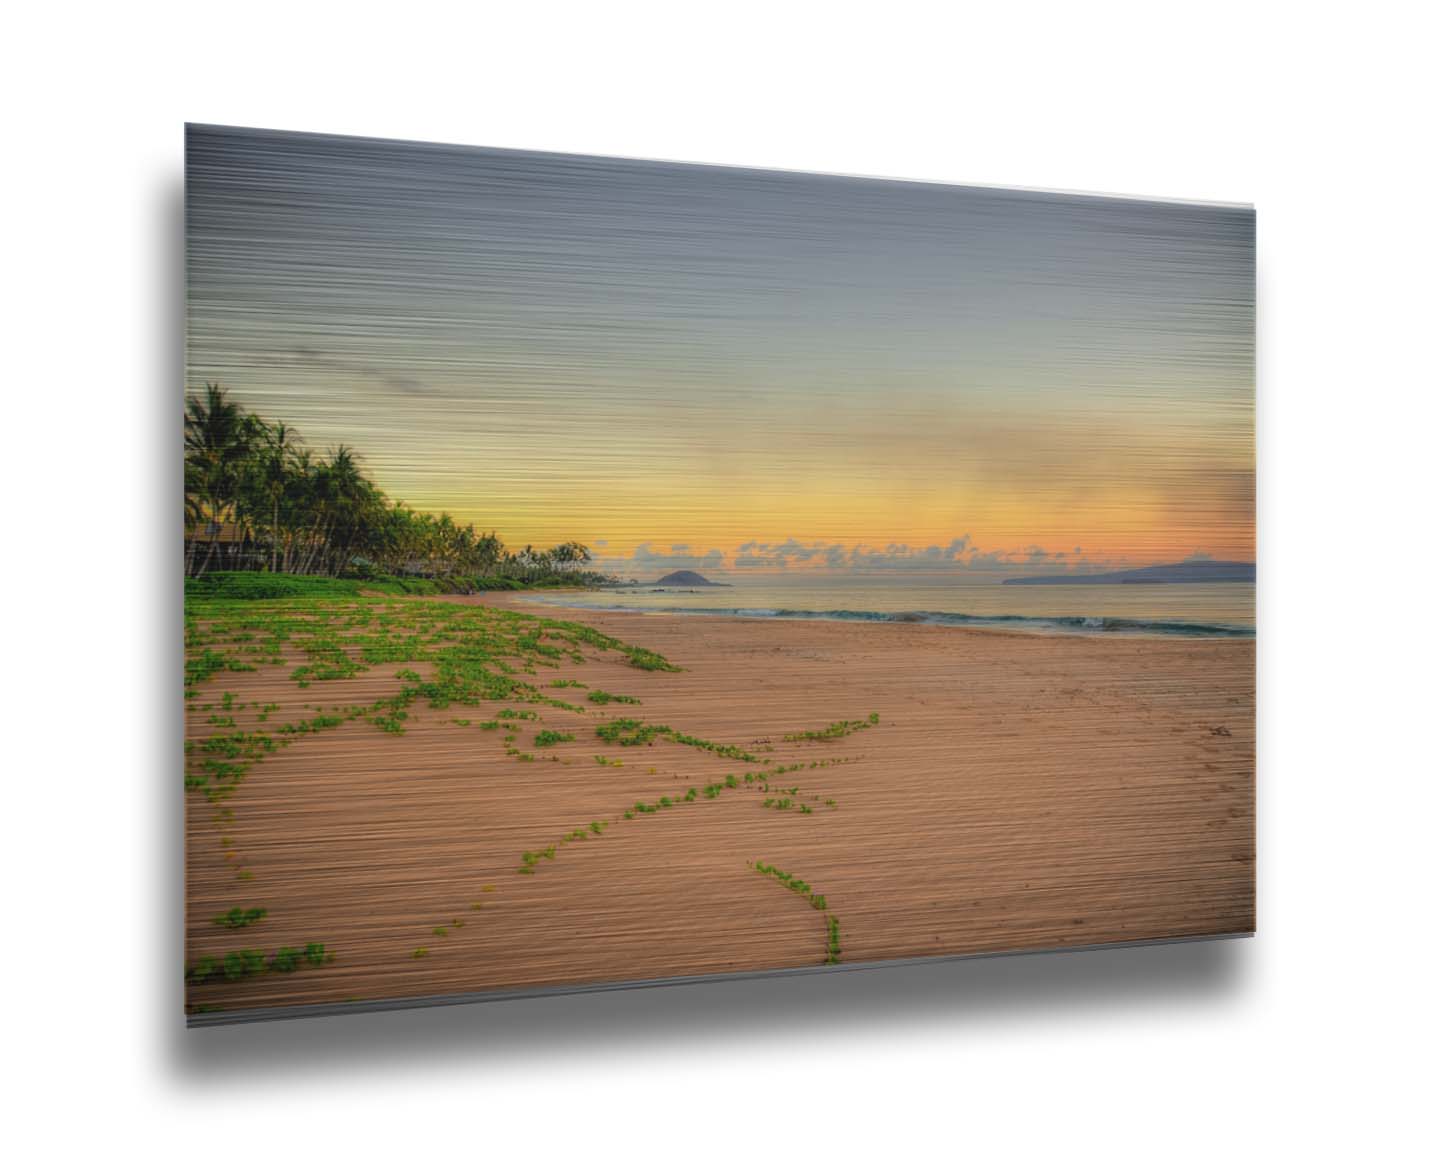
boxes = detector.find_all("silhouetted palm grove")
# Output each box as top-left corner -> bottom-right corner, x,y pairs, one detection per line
184,384 -> 600,586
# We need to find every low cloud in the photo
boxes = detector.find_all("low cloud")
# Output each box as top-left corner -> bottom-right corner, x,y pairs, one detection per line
606,542 -> 727,574
842,536 -> 975,571
734,538 -> 833,569
596,535 -> 1116,577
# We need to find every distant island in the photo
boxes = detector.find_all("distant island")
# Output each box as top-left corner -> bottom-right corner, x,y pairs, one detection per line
1002,560 -> 1255,586
653,569 -> 730,588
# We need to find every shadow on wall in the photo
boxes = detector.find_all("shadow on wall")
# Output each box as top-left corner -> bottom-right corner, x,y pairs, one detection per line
154,175 -> 1251,1082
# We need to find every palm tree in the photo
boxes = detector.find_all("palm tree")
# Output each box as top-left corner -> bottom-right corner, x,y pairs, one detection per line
279,446 -> 315,573
184,386 -> 607,587
257,421 -> 299,572
321,446 -> 366,575
549,541 -> 592,573
184,384 -> 253,576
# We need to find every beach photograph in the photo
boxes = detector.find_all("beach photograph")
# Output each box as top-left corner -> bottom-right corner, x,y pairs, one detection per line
183,124 -> 1255,1020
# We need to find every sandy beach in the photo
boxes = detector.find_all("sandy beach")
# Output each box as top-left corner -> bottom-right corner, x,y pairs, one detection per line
183,592 -> 1254,1016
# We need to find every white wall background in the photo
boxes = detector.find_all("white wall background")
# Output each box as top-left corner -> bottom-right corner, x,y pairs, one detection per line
4,2 -> 1435,1146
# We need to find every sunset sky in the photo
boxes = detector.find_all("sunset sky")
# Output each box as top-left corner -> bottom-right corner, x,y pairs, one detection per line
186,125 -> 1254,579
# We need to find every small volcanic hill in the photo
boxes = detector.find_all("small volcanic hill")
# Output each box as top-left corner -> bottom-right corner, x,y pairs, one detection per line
653,569 -> 729,588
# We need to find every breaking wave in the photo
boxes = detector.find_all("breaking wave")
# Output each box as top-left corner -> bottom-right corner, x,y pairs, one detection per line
520,598 -> 1253,637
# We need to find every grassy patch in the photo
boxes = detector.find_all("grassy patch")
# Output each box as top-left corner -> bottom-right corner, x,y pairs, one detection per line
185,572 -> 364,601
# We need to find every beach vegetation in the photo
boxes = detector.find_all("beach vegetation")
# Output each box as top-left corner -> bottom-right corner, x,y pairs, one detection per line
269,947 -> 301,972
749,861 -> 840,964
783,714 -> 880,743
587,689 -> 640,705
626,647 -> 680,672
213,906 -> 267,930
186,942 -> 333,985
182,431 -> 881,977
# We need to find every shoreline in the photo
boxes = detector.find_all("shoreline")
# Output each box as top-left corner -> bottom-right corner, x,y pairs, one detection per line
505,589 -> 1257,639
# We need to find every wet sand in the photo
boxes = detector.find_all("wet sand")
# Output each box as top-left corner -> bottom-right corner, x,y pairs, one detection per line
184,593 -> 1254,1016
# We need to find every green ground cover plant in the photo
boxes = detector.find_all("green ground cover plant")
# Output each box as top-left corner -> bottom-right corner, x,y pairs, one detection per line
186,942 -> 334,984
212,906 -> 267,930
784,713 -> 881,742
587,689 -> 640,705
185,574 -> 876,989
750,860 -> 842,963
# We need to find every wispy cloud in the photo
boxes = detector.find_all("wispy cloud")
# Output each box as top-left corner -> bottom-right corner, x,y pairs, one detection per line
263,346 -> 426,395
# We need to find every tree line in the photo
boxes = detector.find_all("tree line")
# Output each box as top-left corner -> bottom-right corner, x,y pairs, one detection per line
184,384 -> 601,586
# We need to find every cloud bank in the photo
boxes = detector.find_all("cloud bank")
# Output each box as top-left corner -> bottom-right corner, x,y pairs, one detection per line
596,536 -> 1117,578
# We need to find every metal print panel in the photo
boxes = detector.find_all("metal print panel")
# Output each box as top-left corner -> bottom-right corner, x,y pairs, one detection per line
183,125 -> 1255,1023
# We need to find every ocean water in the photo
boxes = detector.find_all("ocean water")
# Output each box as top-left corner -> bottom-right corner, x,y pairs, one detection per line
520,576 -> 1255,637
